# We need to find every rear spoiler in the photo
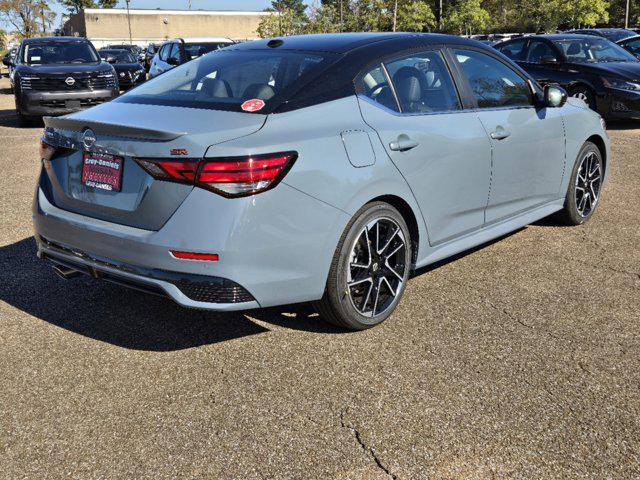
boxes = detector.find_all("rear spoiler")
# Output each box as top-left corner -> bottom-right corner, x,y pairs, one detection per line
43,116 -> 186,142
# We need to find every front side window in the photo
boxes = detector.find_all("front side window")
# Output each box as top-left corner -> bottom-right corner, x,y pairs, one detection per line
553,38 -> 638,63
117,50 -> 333,113
496,39 -> 527,61
21,41 -> 99,65
525,40 -> 558,64
453,49 -> 532,109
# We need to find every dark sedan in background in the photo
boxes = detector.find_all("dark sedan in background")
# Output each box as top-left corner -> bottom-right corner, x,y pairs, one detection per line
567,28 -> 637,42
98,49 -> 146,90
618,35 -> 640,58
495,34 -> 640,119
105,43 -> 144,62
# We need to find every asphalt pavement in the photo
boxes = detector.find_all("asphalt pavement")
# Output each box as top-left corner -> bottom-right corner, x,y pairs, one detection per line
1,77 -> 639,479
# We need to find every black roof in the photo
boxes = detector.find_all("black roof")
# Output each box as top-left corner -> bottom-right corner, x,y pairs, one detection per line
230,32 -> 482,54
22,36 -> 90,43
497,34 -> 599,44
572,28 -> 632,32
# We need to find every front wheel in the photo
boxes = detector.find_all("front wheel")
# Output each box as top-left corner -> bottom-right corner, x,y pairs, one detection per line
570,86 -> 596,111
316,202 -> 412,330
557,141 -> 604,225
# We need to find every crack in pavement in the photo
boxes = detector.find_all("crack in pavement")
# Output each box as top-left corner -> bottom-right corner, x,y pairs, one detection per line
340,409 -> 398,479
558,253 -> 640,285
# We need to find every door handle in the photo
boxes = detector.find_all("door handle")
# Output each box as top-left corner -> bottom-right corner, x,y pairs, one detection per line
490,129 -> 511,140
389,135 -> 420,152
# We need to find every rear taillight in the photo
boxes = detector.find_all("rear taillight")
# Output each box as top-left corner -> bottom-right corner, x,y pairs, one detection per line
39,138 -> 57,167
197,152 -> 297,197
135,159 -> 199,183
135,152 -> 297,198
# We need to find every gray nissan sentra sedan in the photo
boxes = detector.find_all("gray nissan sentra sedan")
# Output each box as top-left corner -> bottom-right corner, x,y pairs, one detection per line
34,33 -> 610,330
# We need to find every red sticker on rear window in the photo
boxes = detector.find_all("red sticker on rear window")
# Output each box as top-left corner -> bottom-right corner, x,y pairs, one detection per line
241,99 -> 266,112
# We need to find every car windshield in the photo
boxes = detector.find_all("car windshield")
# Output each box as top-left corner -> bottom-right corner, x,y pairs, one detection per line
116,49 -> 336,113
99,50 -> 137,63
183,42 -> 233,60
554,37 -> 638,63
21,41 -> 99,65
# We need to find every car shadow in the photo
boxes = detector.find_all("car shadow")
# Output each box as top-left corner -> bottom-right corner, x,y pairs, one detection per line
412,228 -> 524,278
0,226 -> 535,350
0,238 -> 268,351
607,120 -> 640,131
0,108 -> 43,129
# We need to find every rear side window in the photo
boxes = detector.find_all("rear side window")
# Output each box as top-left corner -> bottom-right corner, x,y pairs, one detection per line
453,49 -> 532,109
360,50 -> 460,114
496,39 -> 527,61
117,50 -> 335,113
360,64 -> 399,112
385,51 -> 460,113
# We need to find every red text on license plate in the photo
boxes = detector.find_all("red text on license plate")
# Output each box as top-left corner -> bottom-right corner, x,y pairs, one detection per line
82,153 -> 123,192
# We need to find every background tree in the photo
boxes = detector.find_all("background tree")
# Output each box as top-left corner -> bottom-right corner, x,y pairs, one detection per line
257,9 -> 307,37
258,0 -> 308,37
443,0 -> 490,35
0,0 -> 47,38
395,0 -> 436,32
306,3 -> 342,33
272,0 -> 307,18
58,0 -> 117,15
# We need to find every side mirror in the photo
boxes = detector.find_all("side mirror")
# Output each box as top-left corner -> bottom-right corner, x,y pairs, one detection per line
540,55 -> 559,65
544,84 -> 567,108
2,56 -> 13,67
105,56 -> 116,64
166,56 -> 180,66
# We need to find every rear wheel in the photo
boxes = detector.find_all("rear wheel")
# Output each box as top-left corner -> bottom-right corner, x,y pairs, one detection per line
570,85 -> 596,111
557,141 -> 603,225
316,202 -> 412,330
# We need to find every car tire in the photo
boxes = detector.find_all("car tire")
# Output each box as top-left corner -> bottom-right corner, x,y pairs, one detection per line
570,85 -> 596,111
557,141 -> 604,226
315,201 -> 412,331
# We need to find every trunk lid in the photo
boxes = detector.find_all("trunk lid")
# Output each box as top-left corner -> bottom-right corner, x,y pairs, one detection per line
42,102 -> 266,230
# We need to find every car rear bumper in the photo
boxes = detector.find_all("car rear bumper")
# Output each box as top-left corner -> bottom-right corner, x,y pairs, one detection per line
36,235 -> 259,311
33,182 -> 350,311
20,89 -> 118,116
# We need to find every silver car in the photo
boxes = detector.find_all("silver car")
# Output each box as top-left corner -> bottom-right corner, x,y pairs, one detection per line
34,33 -> 610,330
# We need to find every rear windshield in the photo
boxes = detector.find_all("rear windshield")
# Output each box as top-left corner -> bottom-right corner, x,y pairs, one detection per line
116,49 -> 337,113
184,42 -> 233,60
21,41 -> 99,65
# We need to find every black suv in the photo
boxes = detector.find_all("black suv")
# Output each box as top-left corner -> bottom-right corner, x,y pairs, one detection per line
6,37 -> 119,126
